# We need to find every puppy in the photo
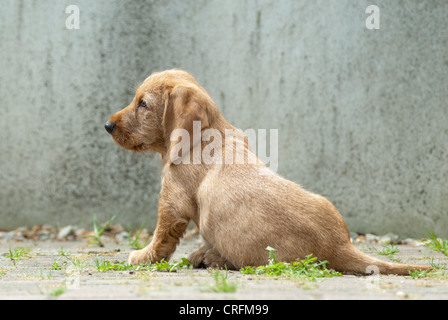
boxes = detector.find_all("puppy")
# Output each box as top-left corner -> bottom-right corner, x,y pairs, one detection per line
105,69 -> 431,274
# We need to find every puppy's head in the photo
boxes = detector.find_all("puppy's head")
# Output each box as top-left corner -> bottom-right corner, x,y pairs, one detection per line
105,69 -> 217,158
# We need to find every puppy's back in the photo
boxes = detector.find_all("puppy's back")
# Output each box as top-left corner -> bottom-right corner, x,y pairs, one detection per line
196,163 -> 351,268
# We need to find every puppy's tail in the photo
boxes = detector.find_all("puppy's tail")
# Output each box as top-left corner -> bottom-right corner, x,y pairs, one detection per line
330,244 -> 433,275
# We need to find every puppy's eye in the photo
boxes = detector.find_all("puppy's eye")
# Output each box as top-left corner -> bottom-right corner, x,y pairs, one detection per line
138,100 -> 147,109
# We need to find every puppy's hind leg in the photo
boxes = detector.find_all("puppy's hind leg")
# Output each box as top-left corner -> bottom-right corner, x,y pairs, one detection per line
204,247 -> 236,270
189,241 -> 236,270
188,244 -> 209,268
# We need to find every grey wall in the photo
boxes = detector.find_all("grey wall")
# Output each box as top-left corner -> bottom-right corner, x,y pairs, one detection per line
1,0 -> 447,237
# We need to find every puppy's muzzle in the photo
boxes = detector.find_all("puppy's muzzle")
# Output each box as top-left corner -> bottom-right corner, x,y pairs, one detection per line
104,121 -> 116,134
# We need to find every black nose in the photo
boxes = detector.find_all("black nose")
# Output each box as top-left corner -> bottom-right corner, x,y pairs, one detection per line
105,121 -> 116,134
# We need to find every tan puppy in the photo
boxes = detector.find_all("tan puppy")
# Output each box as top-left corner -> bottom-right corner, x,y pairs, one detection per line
105,69 -> 431,275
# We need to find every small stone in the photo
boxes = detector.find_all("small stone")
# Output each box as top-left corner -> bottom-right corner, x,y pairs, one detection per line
58,226 -> 75,239
402,238 -> 414,244
110,223 -> 125,235
366,234 -> 379,243
14,227 -> 27,237
116,231 -> 130,242
396,291 -> 410,299
39,234 -> 51,241
379,233 -> 399,245
379,236 -> 391,245
354,235 -> 366,243
406,239 -> 428,247
4,232 -> 14,241
39,225 -> 56,240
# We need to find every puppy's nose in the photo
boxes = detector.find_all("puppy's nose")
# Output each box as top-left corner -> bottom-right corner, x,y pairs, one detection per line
104,121 -> 116,134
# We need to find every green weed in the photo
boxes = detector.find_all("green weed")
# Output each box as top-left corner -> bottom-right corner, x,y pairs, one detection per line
409,258 -> 447,279
57,249 -> 69,256
376,243 -> 400,256
49,287 -> 66,298
93,257 -> 192,273
409,268 -> 432,279
240,246 -> 342,280
129,223 -> 149,250
52,258 -> 66,270
425,229 -> 448,257
58,250 -> 84,272
94,257 -> 135,272
147,258 -> 193,272
1,247 -> 32,266
207,268 -> 238,293
83,215 -> 116,247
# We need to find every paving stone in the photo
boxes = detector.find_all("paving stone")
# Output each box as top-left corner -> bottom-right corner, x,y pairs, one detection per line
0,238 -> 447,300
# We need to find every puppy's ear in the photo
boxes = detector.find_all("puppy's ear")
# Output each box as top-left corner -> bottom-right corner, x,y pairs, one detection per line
162,85 -> 210,163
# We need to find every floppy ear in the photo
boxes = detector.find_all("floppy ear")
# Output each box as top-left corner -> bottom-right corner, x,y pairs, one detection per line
162,85 -> 210,163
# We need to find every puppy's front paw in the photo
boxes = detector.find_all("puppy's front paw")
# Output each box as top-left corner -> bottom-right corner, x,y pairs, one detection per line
128,249 -> 150,265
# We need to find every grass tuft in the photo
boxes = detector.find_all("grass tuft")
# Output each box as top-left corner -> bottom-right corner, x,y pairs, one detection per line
240,246 -> 342,280
207,268 -> 238,293
425,229 -> 448,257
83,215 -> 116,247
376,243 -> 400,256
1,247 -> 32,266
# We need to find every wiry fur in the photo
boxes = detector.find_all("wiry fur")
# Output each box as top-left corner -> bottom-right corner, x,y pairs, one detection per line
106,69 -> 432,275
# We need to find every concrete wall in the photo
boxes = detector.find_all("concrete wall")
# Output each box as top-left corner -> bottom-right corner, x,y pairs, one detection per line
1,0 -> 447,237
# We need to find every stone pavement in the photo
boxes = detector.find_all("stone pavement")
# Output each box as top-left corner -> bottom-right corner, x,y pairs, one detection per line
0,236 -> 447,300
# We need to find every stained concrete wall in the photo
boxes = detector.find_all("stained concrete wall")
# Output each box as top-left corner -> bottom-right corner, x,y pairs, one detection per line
1,0 -> 447,237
